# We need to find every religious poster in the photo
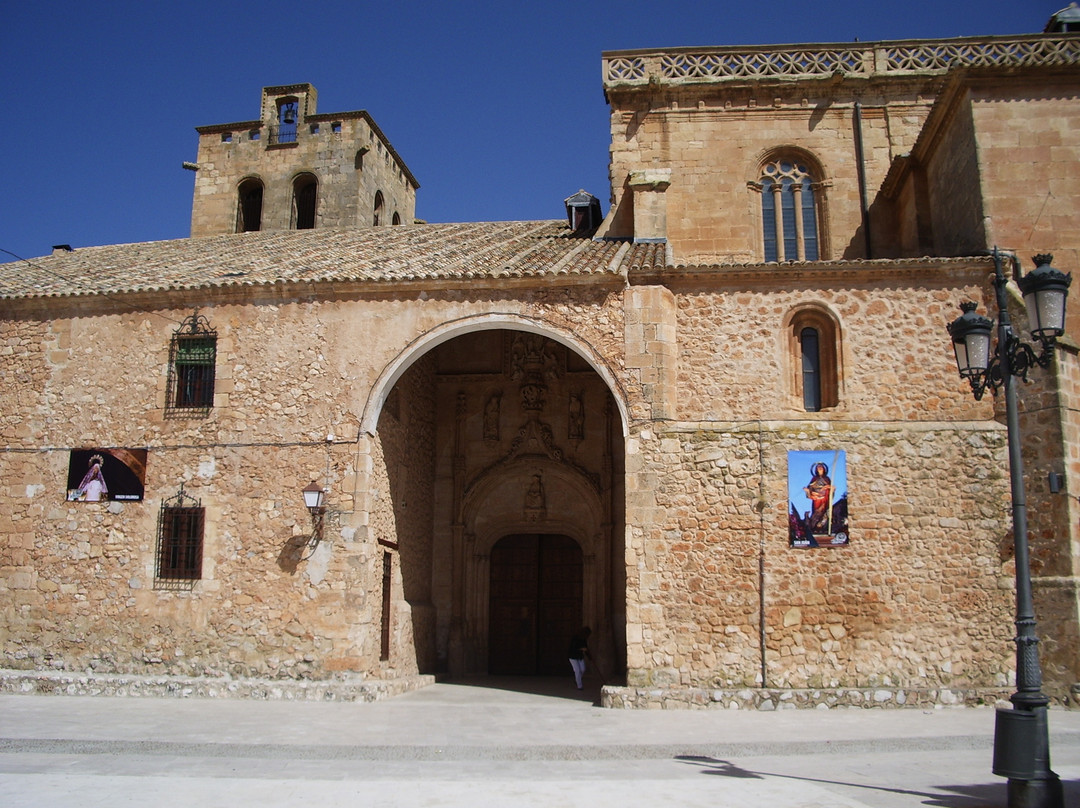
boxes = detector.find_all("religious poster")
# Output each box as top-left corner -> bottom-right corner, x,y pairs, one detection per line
788,449 -> 848,547
66,448 -> 148,502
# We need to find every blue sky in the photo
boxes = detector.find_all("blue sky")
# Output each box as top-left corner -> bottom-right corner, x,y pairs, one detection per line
1,0 -> 1053,262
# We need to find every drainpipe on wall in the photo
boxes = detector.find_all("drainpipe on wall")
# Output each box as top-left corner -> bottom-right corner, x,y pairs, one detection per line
757,422 -> 768,688
853,101 -> 872,259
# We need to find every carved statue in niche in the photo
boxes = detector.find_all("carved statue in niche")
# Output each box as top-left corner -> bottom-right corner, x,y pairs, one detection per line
524,473 -> 547,521
568,392 -> 584,442
484,393 -> 501,442
510,333 -> 563,415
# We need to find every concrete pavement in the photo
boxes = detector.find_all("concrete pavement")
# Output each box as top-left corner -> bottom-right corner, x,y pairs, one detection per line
2,677 -> 1080,807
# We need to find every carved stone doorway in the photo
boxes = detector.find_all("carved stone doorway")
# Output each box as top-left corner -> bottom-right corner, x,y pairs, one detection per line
488,534 -> 582,675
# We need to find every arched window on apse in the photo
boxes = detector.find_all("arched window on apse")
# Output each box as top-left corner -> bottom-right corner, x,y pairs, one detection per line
292,173 -> 318,230
236,178 -> 264,233
788,307 -> 840,411
758,154 -> 824,262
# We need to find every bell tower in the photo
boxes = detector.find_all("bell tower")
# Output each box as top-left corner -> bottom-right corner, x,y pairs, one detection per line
187,84 -> 418,237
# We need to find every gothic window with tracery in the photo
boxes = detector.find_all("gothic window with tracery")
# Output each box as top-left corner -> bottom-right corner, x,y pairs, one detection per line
760,157 -> 821,262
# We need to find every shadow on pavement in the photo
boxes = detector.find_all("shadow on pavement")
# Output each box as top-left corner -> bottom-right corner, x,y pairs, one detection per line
675,754 -> 1013,807
439,674 -> 606,705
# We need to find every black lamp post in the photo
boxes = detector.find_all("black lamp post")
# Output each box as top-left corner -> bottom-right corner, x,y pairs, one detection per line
947,249 -> 1071,808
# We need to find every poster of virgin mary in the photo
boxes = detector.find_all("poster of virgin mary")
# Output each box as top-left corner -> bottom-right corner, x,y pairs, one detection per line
66,448 -> 147,502
788,449 -> 849,547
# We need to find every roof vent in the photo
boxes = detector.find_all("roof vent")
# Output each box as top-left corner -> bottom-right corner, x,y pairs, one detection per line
564,189 -> 602,232
1045,3 -> 1080,32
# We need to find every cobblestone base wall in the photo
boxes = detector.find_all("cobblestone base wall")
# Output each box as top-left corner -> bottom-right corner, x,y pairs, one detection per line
0,668 -> 434,702
602,685 -> 1021,710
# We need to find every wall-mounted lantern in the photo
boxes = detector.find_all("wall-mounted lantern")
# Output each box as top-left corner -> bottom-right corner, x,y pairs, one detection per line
303,481 -> 327,543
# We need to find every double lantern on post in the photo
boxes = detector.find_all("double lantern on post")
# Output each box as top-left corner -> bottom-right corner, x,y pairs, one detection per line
947,249 -> 1071,808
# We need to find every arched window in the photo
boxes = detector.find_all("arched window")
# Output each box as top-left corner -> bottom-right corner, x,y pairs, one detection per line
373,190 -> 384,226
236,178 -> 263,233
787,307 -> 840,411
800,326 -> 822,411
759,156 -> 822,262
392,211 -> 401,226
292,173 -> 318,230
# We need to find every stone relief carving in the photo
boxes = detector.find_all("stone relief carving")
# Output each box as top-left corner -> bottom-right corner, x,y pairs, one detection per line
524,473 -> 546,521
569,391 -> 584,443
483,393 -> 500,442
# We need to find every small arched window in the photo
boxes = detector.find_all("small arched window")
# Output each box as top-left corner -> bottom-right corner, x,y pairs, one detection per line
236,178 -> 264,233
759,156 -> 822,262
788,307 -> 840,411
373,191 -> 384,226
392,212 -> 401,226
292,173 -> 318,230
800,327 -> 822,411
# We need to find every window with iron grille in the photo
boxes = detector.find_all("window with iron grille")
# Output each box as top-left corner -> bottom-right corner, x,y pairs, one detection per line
156,486 -> 204,587
167,312 -> 217,414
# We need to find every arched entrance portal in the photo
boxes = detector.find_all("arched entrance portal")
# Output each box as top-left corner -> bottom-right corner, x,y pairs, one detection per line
489,534 -> 582,675
372,325 -> 625,681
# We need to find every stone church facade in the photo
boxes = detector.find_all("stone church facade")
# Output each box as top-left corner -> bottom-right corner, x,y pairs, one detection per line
2,18 -> 1080,706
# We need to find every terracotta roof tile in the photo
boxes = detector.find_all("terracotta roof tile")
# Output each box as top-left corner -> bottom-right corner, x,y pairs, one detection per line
0,221 -> 638,301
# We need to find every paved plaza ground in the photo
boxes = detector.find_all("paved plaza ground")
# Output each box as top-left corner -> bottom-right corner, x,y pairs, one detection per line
2,678 -> 1080,807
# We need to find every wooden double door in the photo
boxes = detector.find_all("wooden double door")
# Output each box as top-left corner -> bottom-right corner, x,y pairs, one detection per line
488,534 -> 583,675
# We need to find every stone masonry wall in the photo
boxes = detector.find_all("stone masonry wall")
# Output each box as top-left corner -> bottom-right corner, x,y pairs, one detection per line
190,113 -> 415,236
370,353 -> 437,674
625,419 -> 1015,692
621,273 -> 1025,694
0,284 -> 630,683
970,83 -> 1080,339
605,81 -> 937,264
923,91 -> 985,258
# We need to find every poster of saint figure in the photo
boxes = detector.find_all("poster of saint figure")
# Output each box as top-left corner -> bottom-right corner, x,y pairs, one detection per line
66,448 -> 147,502
788,449 -> 849,547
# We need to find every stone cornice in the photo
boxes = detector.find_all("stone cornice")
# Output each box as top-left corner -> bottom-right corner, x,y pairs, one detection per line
628,255 -> 995,287
603,34 -> 1080,91
195,120 -> 262,134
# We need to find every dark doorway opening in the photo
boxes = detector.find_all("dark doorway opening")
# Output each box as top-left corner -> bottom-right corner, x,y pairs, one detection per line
488,534 -> 582,675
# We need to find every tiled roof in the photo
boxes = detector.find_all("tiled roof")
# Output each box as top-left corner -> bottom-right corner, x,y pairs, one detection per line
0,221 -> 668,301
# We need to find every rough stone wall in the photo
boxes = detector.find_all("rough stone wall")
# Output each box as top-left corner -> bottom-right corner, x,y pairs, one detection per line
624,417 -> 1014,692
372,353 -> 437,673
0,285 -> 631,683
1015,331 -> 1080,689
672,281 -> 987,422
620,276 -> 1022,692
